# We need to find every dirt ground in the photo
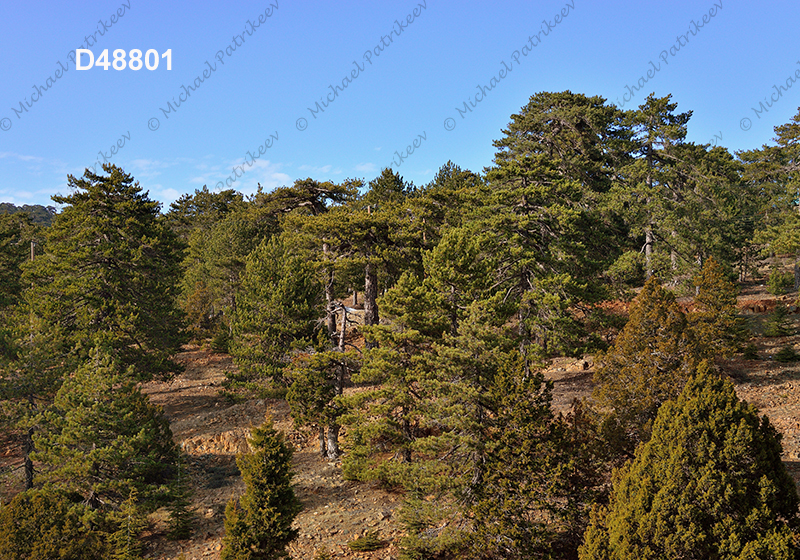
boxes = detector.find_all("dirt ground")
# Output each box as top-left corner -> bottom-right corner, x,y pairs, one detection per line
140,347 -> 404,560
2,285 -> 800,559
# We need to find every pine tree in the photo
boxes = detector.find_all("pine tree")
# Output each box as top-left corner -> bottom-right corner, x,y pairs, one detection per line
33,348 -> 180,512
230,234 -> 324,389
741,107 -> 800,287
580,362 -> 800,559
613,94 -> 692,279
22,164 -> 186,381
106,488 -> 147,560
0,488 -> 106,560
221,420 -> 301,560
593,276 -> 699,456
341,273 -> 449,484
410,161 -> 486,249
166,456 -> 195,540
285,348 -> 358,459
688,256 -> 747,358
166,185 -> 244,242
0,212 -> 35,313
485,91 -> 629,364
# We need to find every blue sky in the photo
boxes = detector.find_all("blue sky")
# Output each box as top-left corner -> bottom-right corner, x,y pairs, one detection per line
1,0 -> 799,210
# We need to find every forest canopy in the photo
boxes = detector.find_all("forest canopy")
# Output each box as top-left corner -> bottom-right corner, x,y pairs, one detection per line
1,91 -> 800,558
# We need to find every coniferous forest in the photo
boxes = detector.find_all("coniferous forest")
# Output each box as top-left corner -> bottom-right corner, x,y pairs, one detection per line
2,91 -> 800,559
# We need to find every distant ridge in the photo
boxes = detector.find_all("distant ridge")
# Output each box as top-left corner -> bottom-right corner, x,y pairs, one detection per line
0,202 -> 56,226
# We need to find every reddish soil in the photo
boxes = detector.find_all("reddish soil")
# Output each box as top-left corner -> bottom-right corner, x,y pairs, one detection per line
3,285 -> 800,559
140,347 -> 403,560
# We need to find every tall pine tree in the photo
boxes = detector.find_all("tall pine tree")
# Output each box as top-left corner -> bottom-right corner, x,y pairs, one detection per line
22,164 -> 186,381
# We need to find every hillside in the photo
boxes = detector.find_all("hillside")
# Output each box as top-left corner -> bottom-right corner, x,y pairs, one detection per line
130,286 -> 800,560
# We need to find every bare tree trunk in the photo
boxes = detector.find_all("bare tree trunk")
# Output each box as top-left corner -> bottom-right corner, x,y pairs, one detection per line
364,262 -> 379,349
325,304 -> 348,460
645,226 -> 654,279
518,305 -> 531,377
318,426 -> 327,457
670,231 -> 678,273
323,243 -> 337,340
326,424 -> 340,459
401,413 -> 412,463
24,428 -> 34,490
795,254 -> 800,291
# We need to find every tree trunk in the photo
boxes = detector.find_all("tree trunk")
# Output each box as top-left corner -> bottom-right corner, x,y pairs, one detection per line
670,231 -> 678,272
401,413 -> 412,463
364,262 -> 379,349
326,423 -> 341,459
318,426 -> 327,457
518,305 -> 531,377
23,427 -> 34,490
645,226 -> 654,279
323,243 -> 337,340
323,304 -> 348,460
795,255 -> 800,292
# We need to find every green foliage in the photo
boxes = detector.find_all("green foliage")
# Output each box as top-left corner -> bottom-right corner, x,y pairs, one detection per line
33,348 -> 180,512
105,488 -> 147,560
394,305 -> 577,559
764,304 -> 794,337
606,250 -> 644,288
768,267 -> 795,295
0,212 -> 36,313
285,350 -> 352,432
179,205 -> 275,342
166,185 -> 244,241
348,531 -> 385,552
22,164 -> 186,381
0,202 -> 56,226
341,273 -> 450,485
230,234 -> 323,387
483,91 -> 631,360
362,167 -> 413,207
688,257 -> 747,358
412,161 -> 487,247
743,342 -> 760,360
580,362 -> 800,560
221,420 -> 301,560
0,488 -> 106,559
167,457 -> 195,540
742,108 -> 800,270
593,277 -> 699,455
211,324 -> 232,354
182,280 -> 218,341
774,345 -> 799,362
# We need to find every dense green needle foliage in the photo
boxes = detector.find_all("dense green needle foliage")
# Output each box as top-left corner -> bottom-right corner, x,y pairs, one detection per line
5,91 -> 800,559
0,488 -> 107,560
33,348 -> 180,511
580,362 -> 800,560
221,421 -> 302,560
22,164 -> 186,381
593,276 -> 699,455
231,234 -> 324,387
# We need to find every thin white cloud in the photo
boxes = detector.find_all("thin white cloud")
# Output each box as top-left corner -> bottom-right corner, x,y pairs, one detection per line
355,162 -> 376,173
0,152 -> 44,163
